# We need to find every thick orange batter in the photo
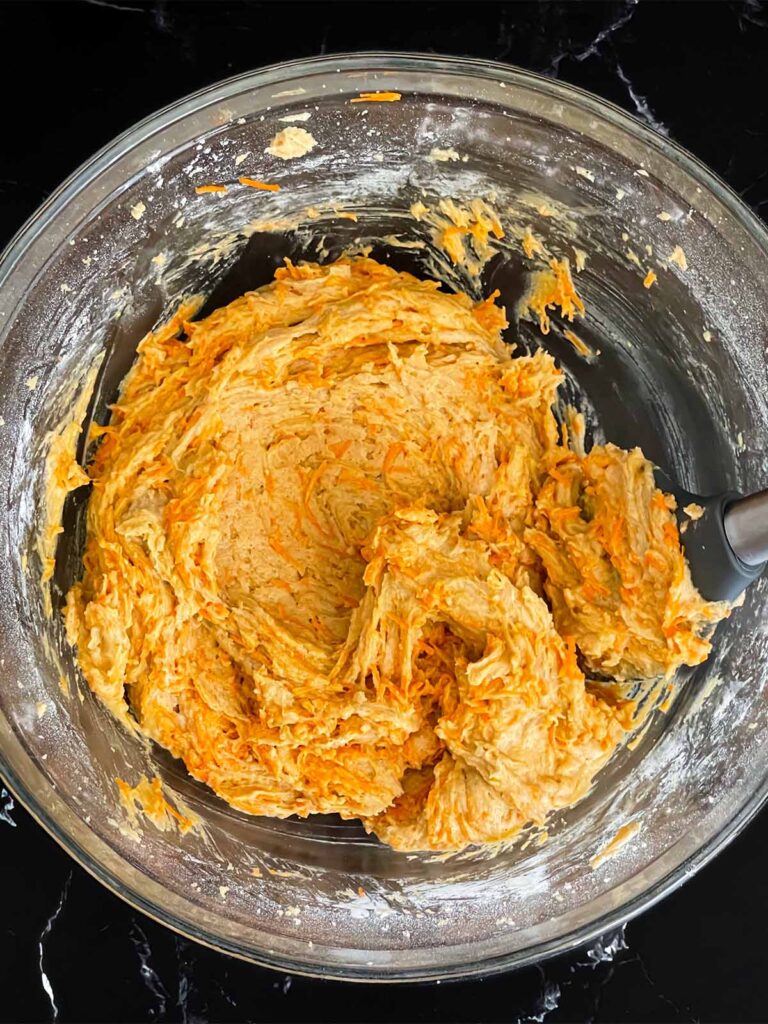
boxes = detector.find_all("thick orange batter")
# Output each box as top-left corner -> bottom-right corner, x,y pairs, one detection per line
64,258 -> 729,851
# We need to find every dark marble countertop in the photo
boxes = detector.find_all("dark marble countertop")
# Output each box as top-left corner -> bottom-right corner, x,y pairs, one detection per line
2,2 -> 767,1021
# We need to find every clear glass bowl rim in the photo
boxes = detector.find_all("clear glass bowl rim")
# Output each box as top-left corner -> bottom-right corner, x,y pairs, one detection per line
1,51 -> 767,982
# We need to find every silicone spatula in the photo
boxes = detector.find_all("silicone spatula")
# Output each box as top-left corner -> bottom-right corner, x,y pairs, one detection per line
655,472 -> 768,602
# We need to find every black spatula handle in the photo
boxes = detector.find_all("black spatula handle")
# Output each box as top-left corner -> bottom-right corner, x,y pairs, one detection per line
655,469 -> 767,602
680,492 -> 763,603
724,489 -> 768,567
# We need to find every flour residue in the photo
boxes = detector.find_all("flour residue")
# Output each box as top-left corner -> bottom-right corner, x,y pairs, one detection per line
38,361 -> 101,613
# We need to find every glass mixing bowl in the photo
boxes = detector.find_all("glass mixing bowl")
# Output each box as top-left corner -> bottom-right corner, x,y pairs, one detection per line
1,53 -> 767,982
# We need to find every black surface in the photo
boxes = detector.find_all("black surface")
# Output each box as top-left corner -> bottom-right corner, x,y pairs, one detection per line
2,2 -> 767,1022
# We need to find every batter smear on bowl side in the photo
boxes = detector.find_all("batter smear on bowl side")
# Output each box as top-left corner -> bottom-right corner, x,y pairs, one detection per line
63,257 -> 729,852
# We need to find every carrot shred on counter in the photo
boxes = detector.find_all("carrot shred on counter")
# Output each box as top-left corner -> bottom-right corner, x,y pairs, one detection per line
239,177 -> 281,192
643,270 -> 657,289
350,91 -> 402,103
195,184 -> 228,194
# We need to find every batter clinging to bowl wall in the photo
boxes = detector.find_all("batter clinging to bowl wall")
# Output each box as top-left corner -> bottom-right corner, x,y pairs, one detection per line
60,244 -> 730,853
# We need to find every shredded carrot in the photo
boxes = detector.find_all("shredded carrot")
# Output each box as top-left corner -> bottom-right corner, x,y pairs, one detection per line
562,328 -> 593,359
520,257 -> 585,334
439,225 -> 466,264
643,270 -> 657,289
337,467 -> 378,491
328,439 -> 352,459
645,550 -> 668,572
382,442 -> 407,474
582,579 -> 611,601
522,226 -> 545,260
652,490 -> 669,512
268,577 -> 293,592
239,177 -> 281,192
350,91 -> 402,103
268,535 -> 303,570
195,184 -> 228,194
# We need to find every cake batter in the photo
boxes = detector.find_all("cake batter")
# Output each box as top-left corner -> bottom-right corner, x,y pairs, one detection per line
64,257 -> 729,851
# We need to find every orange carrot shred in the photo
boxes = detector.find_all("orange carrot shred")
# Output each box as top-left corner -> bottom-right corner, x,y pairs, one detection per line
383,442 -> 407,474
329,439 -> 352,459
239,177 -> 281,192
350,91 -> 402,103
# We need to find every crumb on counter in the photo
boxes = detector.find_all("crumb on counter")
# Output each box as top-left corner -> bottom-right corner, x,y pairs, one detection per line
643,270 -> 657,289
130,201 -> 146,220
